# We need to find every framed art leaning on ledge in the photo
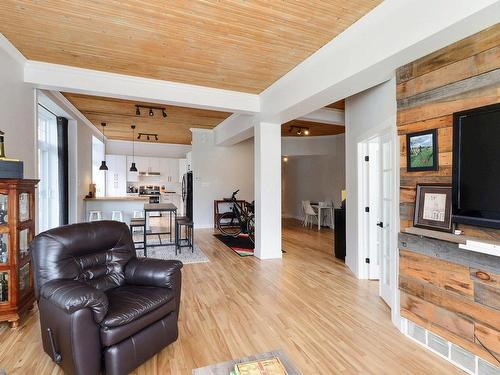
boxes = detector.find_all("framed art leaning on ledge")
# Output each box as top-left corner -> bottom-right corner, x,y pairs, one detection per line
413,184 -> 452,232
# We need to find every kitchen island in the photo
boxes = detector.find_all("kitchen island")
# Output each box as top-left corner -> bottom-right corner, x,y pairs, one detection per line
84,196 -> 149,223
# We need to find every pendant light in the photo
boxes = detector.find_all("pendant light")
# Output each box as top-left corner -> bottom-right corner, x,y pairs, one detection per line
129,125 -> 138,172
99,122 -> 108,171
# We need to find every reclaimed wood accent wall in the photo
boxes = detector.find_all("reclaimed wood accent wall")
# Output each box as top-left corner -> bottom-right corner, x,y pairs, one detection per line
397,24 -> 500,364
397,24 -> 500,241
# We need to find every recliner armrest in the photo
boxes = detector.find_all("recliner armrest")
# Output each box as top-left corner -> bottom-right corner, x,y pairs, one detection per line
40,279 -> 109,323
125,258 -> 183,289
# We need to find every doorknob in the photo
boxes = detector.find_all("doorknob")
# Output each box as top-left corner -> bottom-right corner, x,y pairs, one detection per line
376,221 -> 384,228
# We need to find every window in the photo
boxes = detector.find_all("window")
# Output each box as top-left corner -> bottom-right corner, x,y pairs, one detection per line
38,105 -> 60,232
92,135 -> 105,197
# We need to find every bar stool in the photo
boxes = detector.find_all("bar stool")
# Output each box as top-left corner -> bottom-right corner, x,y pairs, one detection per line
130,218 -> 145,251
111,211 -> 124,222
175,216 -> 194,255
88,211 -> 102,222
133,210 -> 144,218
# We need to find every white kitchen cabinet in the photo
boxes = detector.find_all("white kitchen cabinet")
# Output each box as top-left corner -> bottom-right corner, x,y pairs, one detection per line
126,156 -> 139,182
158,158 -> 179,183
168,159 -> 179,183
105,154 -> 127,196
148,157 -> 161,173
134,156 -> 150,173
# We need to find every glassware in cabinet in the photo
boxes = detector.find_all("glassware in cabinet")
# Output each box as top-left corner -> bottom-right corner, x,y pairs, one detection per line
0,233 -> 9,264
0,194 -> 8,225
19,192 -> 30,222
0,271 -> 8,303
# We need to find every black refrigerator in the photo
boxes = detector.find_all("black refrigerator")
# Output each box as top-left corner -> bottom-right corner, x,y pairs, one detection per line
181,171 -> 193,220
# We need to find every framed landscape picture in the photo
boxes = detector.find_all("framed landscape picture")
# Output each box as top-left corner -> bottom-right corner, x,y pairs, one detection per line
414,184 -> 452,232
406,129 -> 438,171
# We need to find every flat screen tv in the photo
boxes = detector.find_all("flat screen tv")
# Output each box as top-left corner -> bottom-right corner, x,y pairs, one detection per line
452,103 -> 500,229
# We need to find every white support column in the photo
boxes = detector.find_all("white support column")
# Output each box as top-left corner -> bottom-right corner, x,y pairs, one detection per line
254,122 -> 282,259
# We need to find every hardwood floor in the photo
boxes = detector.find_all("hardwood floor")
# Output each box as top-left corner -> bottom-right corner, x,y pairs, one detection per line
0,219 -> 462,374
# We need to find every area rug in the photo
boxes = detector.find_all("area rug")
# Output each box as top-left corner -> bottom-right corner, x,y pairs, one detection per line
192,349 -> 301,374
134,234 -> 210,264
213,233 -> 254,257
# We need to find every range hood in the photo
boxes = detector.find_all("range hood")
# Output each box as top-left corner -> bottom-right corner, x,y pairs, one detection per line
139,171 -> 161,176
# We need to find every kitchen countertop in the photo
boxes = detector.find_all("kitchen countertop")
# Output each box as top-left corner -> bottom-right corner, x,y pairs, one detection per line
84,196 -> 149,201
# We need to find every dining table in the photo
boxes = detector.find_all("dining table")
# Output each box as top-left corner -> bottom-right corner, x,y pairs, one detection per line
310,203 -> 334,230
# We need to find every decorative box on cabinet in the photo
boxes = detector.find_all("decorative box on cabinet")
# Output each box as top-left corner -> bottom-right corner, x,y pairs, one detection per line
0,179 -> 38,328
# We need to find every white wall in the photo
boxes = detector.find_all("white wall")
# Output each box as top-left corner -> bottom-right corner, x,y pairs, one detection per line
106,139 -> 191,158
344,77 -> 396,278
0,40 -> 36,178
282,134 -> 345,220
191,129 -> 254,228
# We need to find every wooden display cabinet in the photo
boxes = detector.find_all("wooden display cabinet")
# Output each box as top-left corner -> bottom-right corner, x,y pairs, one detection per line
0,179 -> 38,328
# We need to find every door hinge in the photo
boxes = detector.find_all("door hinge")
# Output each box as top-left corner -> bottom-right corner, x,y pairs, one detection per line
364,156 -> 369,162
365,258 -> 370,264
365,207 -> 370,213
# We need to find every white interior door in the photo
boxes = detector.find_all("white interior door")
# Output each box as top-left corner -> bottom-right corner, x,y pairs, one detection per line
367,139 -> 380,280
378,131 -> 393,306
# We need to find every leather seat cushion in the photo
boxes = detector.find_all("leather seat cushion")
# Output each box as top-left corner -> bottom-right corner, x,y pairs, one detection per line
101,285 -> 174,328
100,299 -> 176,347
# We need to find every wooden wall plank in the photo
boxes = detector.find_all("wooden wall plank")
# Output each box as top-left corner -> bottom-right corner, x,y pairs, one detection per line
401,292 -> 474,340
398,68 -> 500,110
397,115 -> 452,134
400,250 -> 473,298
475,323 -> 500,356
397,45 -> 500,99
396,24 -> 500,83
397,85 -> 500,126
399,233 -> 500,275
399,274 -> 500,330
473,282 -> 500,312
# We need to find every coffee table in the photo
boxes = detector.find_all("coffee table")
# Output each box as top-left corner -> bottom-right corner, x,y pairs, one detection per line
192,349 -> 301,375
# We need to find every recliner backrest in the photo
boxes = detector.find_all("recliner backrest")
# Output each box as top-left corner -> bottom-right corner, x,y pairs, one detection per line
30,221 -> 136,300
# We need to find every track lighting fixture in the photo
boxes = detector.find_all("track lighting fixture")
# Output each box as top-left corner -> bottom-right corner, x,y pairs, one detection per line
289,125 -> 310,136
137,132 -> 159,142
99,123 -> 108,170
130,125 -> 138,172
135,105 -> 167,120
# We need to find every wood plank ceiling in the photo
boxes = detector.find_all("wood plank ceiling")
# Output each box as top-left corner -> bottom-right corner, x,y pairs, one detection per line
63,93 -> 231,145
0,1 -> 381,93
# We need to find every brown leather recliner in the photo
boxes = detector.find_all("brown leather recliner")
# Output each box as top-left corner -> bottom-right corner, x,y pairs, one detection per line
30,221 -> 183,375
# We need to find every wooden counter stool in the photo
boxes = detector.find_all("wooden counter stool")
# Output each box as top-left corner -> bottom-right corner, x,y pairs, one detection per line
175,216 -> 194,255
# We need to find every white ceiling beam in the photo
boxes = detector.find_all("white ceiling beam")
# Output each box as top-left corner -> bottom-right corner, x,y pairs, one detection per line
214,114 -> 256,146
24,61 -> 260,114
298,108 -> 344,125
260,0 -> 500,124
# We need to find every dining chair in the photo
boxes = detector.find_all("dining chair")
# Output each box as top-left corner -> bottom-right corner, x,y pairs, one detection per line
303,200 -> 318,228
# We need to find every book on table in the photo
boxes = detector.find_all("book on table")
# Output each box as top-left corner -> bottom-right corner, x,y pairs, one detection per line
233,357 -> 287,375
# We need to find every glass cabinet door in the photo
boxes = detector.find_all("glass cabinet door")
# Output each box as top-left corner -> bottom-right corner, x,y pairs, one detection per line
19,192 -> 30,222
19,229 -> 31,259
0,271 -> 8,303
0,233 -> 8,264
0,194 -> 8,225
19,263 -> 30,293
